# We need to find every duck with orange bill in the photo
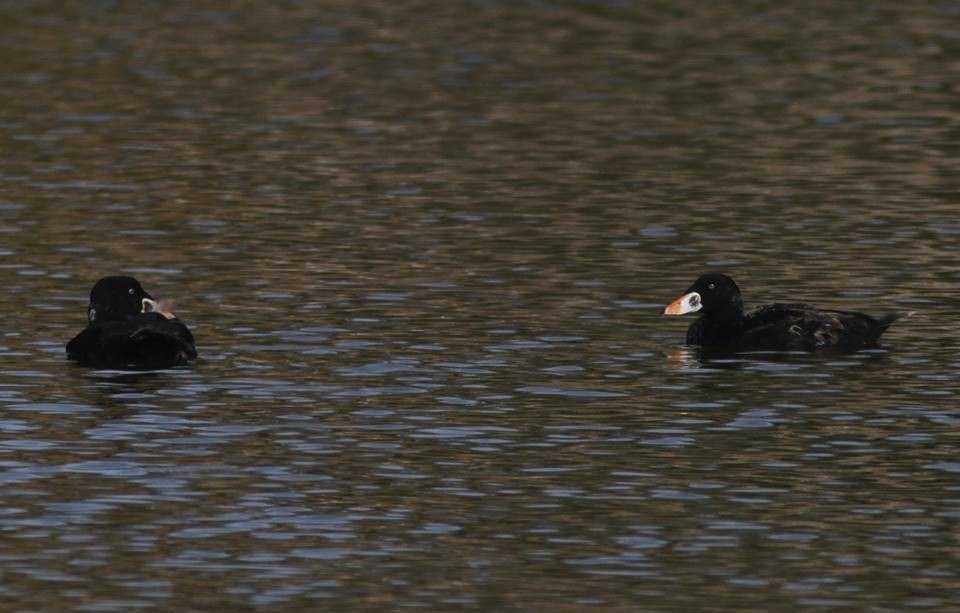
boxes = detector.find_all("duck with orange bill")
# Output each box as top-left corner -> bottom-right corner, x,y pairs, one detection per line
662,273 -> 904,352
66,276 -> 197,369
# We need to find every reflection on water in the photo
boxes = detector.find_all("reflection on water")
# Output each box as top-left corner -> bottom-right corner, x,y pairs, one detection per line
2,1 -> 960,610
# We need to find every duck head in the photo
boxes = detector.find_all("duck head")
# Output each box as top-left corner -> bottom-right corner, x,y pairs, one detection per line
87,276 -> 166,322
662,273 -> 744,318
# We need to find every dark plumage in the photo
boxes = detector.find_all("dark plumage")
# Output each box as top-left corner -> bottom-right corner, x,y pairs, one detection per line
662,273 -> 902,351
66,276 -> 197,369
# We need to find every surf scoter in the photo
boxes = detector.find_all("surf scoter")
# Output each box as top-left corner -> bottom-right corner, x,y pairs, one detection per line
662,273 -> 903,351
66,276 -> 197,369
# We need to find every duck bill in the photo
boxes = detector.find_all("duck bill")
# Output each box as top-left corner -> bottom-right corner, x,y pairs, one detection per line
662,291 -> 702,316
142,298 -> 177,320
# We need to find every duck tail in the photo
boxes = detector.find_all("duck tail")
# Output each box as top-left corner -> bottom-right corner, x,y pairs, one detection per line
876,311 -> 913,331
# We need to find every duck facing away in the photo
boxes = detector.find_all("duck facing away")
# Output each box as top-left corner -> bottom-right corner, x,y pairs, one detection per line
662,273 -> 903,351
66,276 -> 197,369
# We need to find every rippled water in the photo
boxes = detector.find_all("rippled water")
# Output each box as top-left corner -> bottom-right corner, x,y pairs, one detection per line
2,1 -> 959,610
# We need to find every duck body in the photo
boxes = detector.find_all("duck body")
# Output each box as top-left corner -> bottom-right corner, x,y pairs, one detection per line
664,273 -> 902,352
66,276 -> 197,369
67,312 -> 197,369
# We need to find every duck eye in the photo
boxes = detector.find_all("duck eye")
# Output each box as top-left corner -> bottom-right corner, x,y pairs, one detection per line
708,283 -> 716,290
128,288 -> 135,295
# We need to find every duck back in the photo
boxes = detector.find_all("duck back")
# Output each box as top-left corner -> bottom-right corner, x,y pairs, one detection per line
738,303 -> 900,351
67,313 -> 197,369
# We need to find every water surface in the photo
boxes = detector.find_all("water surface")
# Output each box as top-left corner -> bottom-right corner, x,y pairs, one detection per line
1,1 -> 959,610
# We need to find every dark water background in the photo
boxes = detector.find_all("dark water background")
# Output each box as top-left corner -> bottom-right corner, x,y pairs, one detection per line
1,1 -> 959,610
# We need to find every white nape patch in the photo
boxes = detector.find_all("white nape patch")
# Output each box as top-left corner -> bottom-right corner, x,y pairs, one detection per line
88,308 -> 97,322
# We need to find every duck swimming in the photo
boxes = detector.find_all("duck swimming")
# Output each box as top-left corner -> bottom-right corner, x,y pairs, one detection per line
662,273 -> 902,351
66,276 -> 197,369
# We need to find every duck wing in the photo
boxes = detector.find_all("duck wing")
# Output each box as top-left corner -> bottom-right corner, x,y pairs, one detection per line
124,315 -> 197,366
67,314 -> 196,368
741,303 -> 900,351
